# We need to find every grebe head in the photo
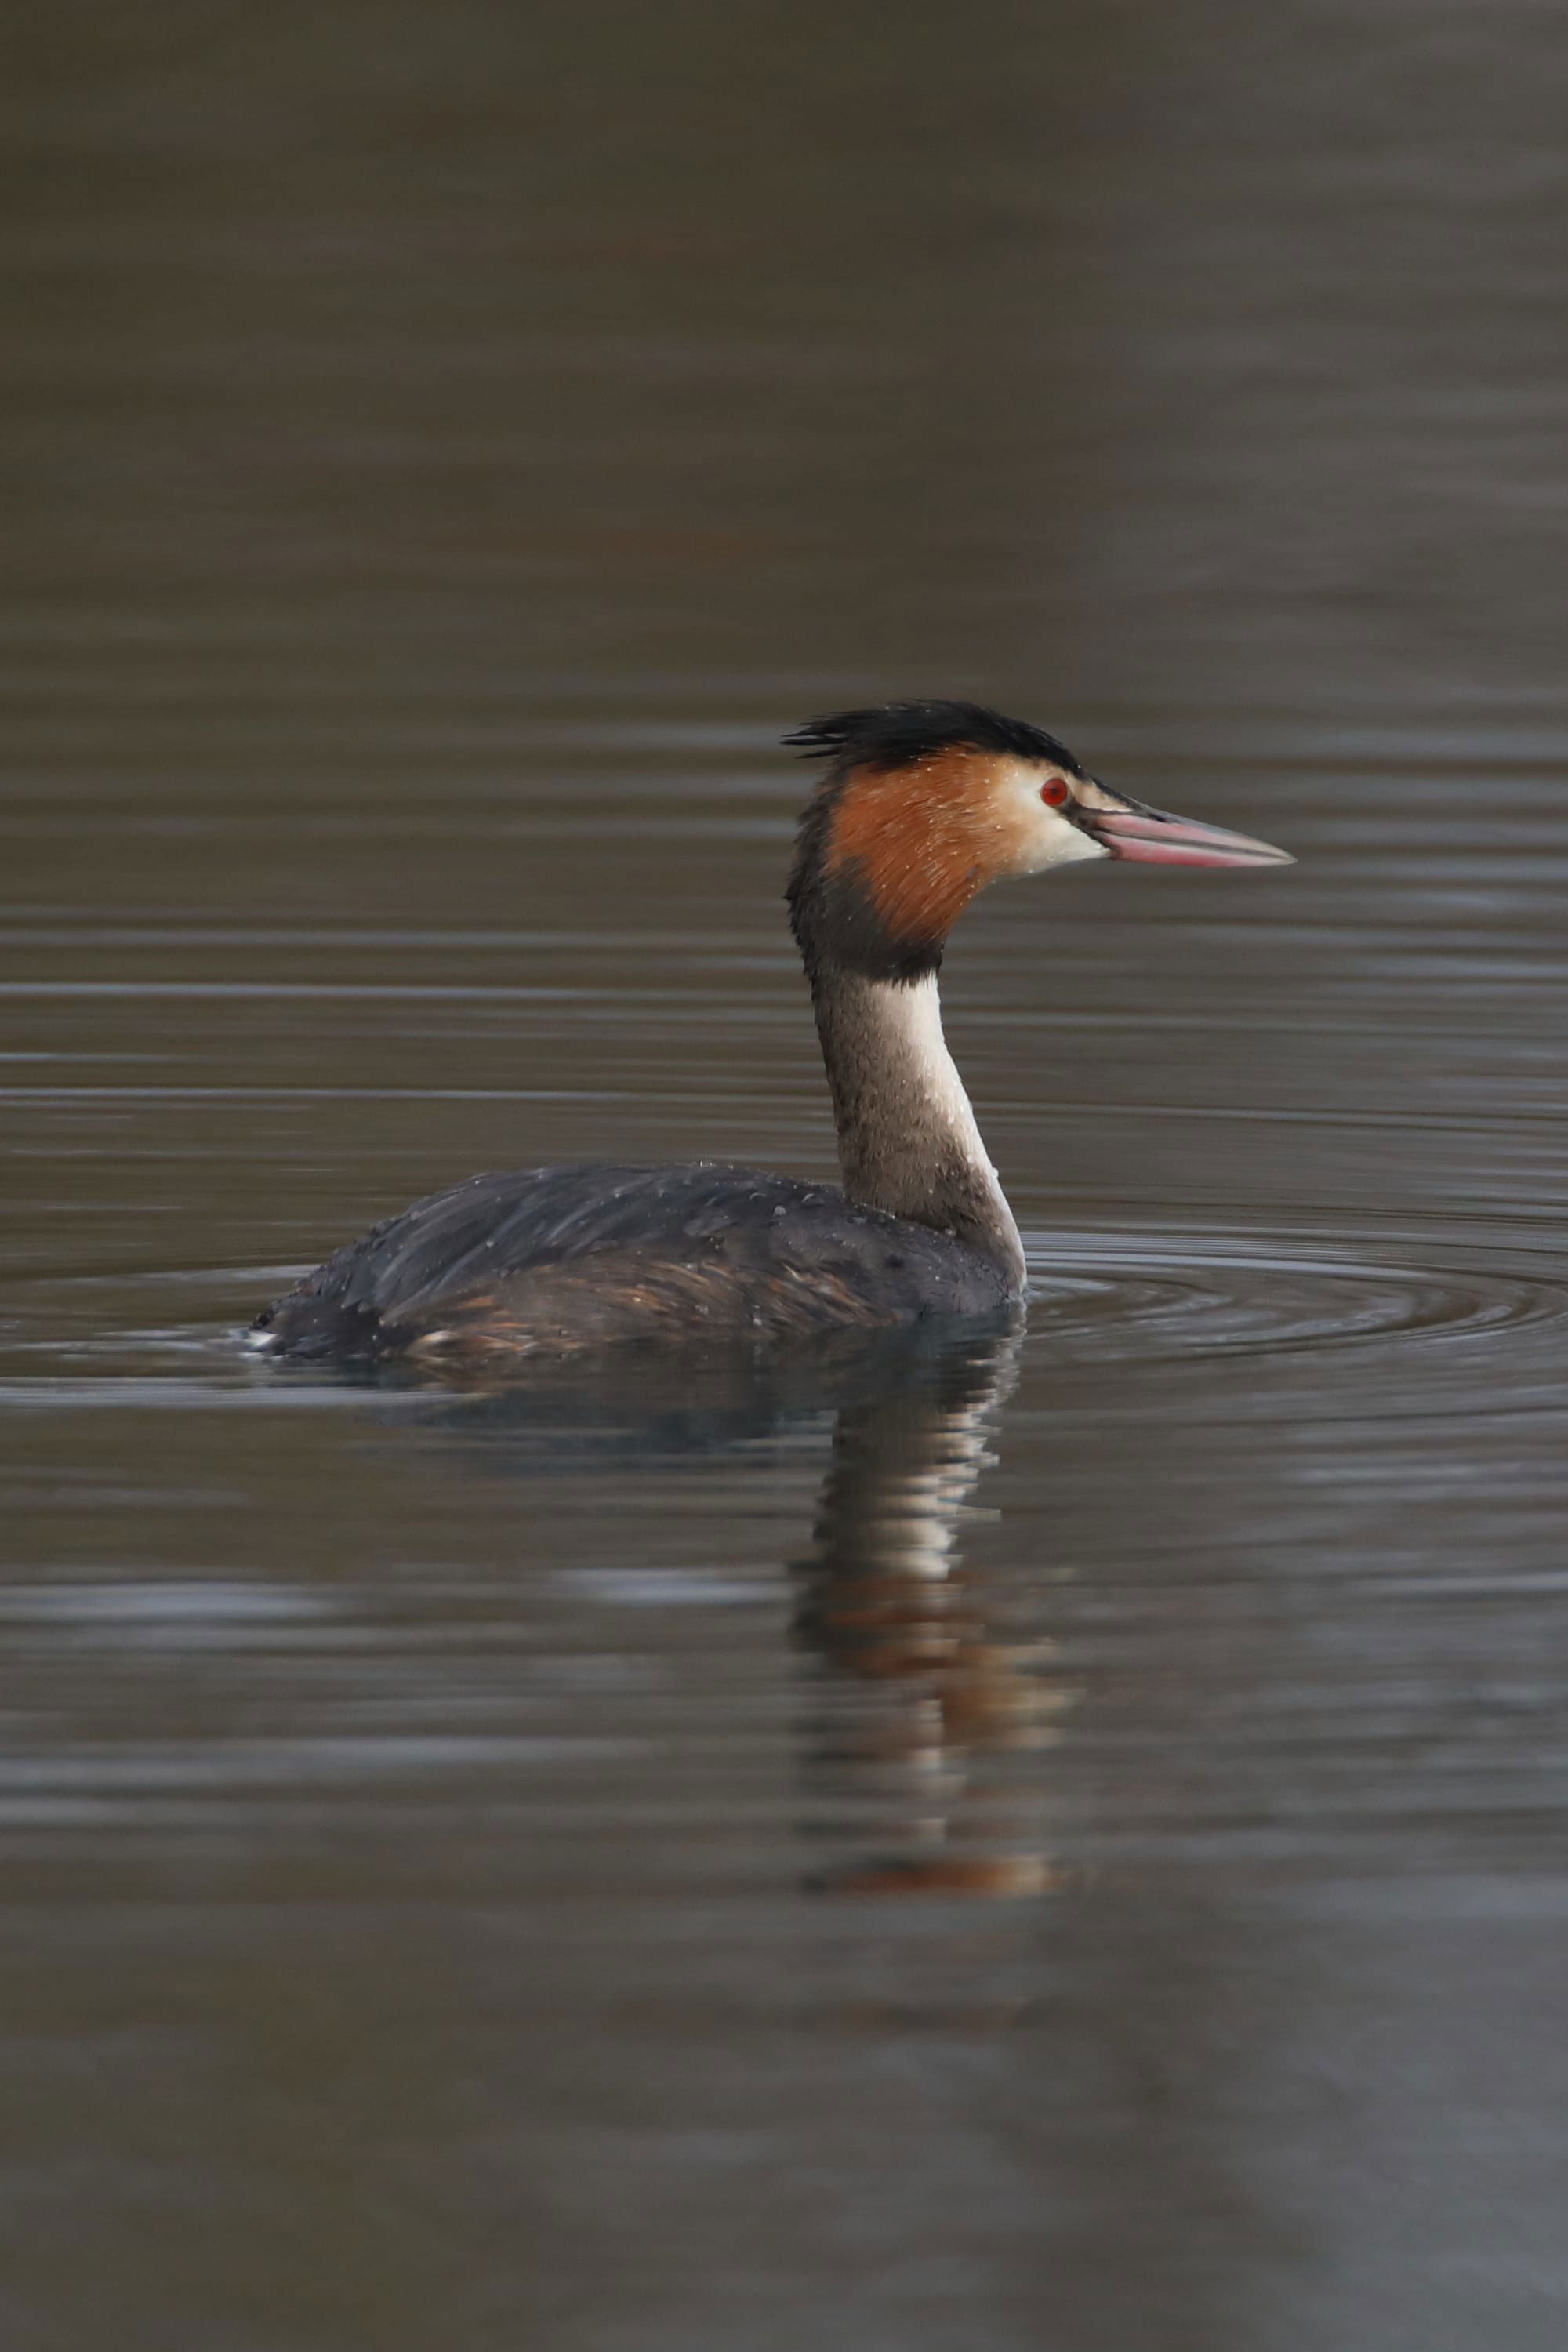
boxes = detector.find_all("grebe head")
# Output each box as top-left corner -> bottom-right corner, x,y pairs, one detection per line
785,699 -> 1292,981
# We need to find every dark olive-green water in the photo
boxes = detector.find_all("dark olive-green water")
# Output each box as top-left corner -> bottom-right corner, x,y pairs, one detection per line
5,6 -> 1568,2347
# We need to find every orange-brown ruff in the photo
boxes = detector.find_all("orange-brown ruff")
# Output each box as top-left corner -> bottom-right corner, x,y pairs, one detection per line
825,747 -> 1043,960
249,698 -> 1291,1366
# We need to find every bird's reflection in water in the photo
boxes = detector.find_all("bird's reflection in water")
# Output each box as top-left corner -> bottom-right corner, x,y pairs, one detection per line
376,1316 -> 1073,1900
791,1323 -> 1073,1897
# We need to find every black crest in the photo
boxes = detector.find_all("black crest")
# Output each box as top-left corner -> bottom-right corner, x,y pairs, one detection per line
783,699 -> 1086,779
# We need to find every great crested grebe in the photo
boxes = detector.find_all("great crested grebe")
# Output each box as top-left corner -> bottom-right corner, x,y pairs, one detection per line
249,700 -> 1290,1365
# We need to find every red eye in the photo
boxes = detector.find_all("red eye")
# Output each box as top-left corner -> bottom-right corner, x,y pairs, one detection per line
1041,778 -> 1070,808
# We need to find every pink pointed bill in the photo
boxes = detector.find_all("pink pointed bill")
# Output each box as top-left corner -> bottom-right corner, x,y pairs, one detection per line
1089,805 -> 1294,868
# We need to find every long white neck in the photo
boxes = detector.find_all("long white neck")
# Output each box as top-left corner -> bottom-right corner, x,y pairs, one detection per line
809,966 -> 1025,1293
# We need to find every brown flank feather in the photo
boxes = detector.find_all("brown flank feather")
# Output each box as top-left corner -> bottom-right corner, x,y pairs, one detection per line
402,1253 -> 902,1361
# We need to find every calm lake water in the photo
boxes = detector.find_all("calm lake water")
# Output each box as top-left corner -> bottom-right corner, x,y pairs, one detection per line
4,5 -> 1568,2348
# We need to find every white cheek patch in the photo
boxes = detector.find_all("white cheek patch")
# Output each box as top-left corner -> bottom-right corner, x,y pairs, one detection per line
1030,813 -> 1111,873
993,763 -> 1111,876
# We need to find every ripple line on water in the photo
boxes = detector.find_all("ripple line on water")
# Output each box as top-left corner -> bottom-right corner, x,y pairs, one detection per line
1022,1226 -> 1568,1364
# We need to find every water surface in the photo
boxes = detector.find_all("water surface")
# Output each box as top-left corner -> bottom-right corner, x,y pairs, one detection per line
4,5 -> 1568,2348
